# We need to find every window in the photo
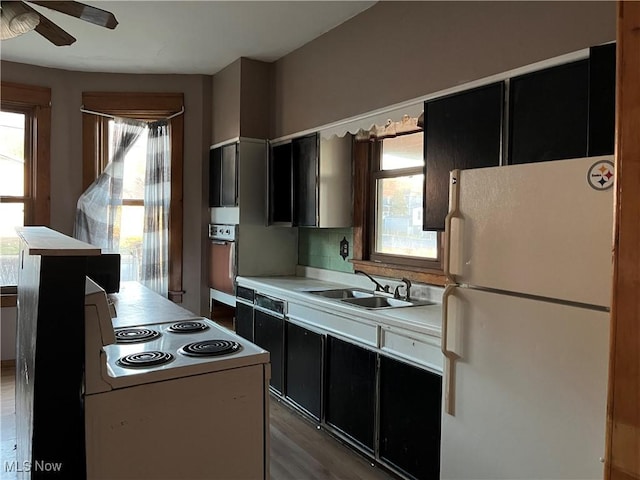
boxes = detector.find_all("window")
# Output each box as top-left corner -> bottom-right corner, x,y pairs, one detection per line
352,131 -> 444,285
0,82 -> 50,292
0,110 -> 28,287
82,92 -> 184,302
110,120 -> 148,282
371,133 -> 439,264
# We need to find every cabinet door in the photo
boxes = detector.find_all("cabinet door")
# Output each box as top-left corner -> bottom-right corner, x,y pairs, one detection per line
235,301 -> 254,342
325,336 -> 376,451
379,355 -> 442,480
209,147 -> 222,207
253,310 -> 284,393
588,43 -> 616,156
209,144 -> 237,207
509,60 -> 589,165
268,142 -> 293,224
286,322 -> 323,420
292,133 -> 318,227
220,143 -> 237,206
423,82 -> 503,231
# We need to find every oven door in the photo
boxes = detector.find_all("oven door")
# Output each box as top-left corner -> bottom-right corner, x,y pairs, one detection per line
209,240 -> 236,295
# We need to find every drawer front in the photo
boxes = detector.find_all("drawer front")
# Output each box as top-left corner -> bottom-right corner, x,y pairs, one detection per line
288,303 -> 378,347
255,293 -> 285,316
380,327 -> 443,373
236,286 -> 255,302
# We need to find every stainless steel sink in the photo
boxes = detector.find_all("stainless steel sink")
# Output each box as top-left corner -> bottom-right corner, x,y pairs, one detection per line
341,295 -> 434,309
307,288 -> 434,309
307,288 -> 374,299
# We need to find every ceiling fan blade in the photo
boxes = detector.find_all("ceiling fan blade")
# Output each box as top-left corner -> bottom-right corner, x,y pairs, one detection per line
18,1 -> 76,45
29,1 -> 118,29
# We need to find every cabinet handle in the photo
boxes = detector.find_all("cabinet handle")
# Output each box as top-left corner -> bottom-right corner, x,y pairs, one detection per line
441,284 -> 460,416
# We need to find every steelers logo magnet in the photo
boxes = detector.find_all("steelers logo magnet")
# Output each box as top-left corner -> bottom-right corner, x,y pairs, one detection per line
587,160 -> 615,191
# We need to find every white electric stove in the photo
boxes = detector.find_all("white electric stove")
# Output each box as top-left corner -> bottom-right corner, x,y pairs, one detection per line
83,278 -> 271,480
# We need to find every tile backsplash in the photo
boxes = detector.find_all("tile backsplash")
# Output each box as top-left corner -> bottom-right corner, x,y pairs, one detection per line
298,228 -> 354,273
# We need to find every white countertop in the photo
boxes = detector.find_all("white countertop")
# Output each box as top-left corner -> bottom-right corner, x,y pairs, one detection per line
236,274 -> 442,338
17,226 -> 101,256
109,282 -> 201,327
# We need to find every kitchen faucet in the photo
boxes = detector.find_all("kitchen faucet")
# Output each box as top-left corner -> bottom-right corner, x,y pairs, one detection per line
355,270 -> 390,293
394,278 -> 412,301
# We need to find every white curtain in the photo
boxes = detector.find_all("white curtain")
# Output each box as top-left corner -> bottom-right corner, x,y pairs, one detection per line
74,118 -> 145,252
141,121 -> 171,296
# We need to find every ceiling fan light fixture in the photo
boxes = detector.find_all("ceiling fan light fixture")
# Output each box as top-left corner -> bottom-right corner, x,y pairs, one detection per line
1,3 -> 39,40
10,10 -> 39,34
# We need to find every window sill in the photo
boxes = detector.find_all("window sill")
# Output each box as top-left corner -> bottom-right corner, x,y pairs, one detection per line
350,259 -> 447,287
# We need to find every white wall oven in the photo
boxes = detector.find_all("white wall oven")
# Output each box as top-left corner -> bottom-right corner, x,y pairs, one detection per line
209,224 -> 237,305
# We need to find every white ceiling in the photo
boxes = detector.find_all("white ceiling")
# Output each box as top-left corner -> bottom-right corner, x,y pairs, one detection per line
0,1 -> 376,75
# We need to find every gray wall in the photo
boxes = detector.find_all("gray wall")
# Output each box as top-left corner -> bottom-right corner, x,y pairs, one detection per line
0,61 -> 212,315
212,58 -> 241,144
239,58 -> 272,141
211,57 -> 271,144
271,1 -> 616,137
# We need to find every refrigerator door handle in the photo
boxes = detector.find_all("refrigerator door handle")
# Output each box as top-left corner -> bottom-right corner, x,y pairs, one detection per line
444,169 -> 461,284
441,283 -> 461,416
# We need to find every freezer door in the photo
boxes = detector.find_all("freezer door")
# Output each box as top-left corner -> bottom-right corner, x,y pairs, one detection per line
446,156 -> 614,307
440,287 -> 609,480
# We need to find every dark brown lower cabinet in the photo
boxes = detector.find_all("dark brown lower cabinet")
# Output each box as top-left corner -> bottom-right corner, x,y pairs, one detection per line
285,322 -> 323,419
325,335 -> 377,451
253,310 -> 284,393
379,355 -> 442,480
234,301 -> 254,342
246,301 -> 443,480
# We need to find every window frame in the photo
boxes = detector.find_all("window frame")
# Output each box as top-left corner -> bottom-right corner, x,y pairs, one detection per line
1,106 -> 33,220
369,144 -> 436,267
0,82 -> 51,300
0,82 -> 51,227
81,92 -> 184,302
352,138 -> 446,286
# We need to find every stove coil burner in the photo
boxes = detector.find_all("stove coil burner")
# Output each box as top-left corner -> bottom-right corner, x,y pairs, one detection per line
114,328 -> 161,344
179,340 -> 241,357
116,351 -> 174,368
167,321 -> 210,334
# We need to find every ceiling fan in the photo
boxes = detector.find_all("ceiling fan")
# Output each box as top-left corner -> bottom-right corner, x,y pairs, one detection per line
0,1 -> 118,46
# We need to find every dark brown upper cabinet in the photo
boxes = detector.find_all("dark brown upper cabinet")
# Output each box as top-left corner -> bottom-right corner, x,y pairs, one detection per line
269,133 -> 352,228
292,133 -> 319,227
423,82 -> 504,231
268,141 -> 293,225
508,59 -> 589,165
588,42 -> 616,157
509,45 -> 616,164
209,142 -> 238,207
422,43 -> 616,231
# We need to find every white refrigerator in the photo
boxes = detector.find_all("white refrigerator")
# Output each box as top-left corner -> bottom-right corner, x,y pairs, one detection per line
440,156 -> 614,480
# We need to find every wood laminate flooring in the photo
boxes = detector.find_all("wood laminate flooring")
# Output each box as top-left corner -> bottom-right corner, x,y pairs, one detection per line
0,366 -> 395,480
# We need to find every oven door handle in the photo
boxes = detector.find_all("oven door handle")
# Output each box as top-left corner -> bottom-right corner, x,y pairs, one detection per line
210,240 -> 230,245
